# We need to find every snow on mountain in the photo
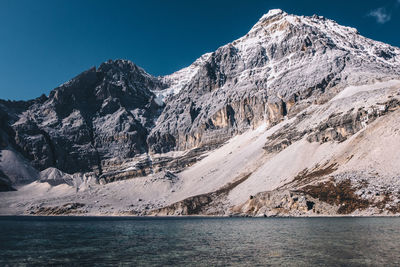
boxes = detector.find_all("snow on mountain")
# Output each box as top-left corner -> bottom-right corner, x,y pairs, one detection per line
148,8 -> 400,154
153,52 -> 212,104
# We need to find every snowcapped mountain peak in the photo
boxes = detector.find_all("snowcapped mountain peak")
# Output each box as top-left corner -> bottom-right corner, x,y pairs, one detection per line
148,8 -> 400,155
250,9 -> 287,30
152,8 -> 400,107
259,9 -> 286,20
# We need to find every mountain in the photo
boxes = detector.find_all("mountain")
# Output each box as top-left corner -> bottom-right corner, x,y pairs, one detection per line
1,9 -> 400,216
149,9 -> 400,153
6,60 -> 164,174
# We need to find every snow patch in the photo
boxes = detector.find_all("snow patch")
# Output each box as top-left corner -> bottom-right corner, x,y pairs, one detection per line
260,9 -> 285,20
0,149 -> 39,185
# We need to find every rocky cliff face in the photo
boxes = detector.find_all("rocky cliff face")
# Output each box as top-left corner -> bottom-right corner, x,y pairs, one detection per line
148,9 -> 400,153
9,60 -> 165,176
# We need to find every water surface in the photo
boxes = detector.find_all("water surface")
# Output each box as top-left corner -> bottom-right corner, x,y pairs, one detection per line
1,216 -> 399,266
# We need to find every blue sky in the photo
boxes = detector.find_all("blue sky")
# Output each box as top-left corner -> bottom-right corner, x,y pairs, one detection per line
1,0 -> 400,100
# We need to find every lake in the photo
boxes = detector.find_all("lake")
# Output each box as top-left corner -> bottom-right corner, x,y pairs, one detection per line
0,216 -> 399,266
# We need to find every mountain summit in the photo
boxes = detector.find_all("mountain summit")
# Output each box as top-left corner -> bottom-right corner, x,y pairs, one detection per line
1,10 -> 400,217
149,9 -> 400,153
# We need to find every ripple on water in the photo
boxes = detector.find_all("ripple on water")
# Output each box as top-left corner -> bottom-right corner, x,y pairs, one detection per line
0,216 -> 399,266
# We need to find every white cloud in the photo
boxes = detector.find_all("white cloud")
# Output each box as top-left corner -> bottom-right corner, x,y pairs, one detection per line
368,7 -> 391,24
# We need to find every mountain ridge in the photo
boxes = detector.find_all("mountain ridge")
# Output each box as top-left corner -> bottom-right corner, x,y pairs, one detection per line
1,9 -> 400,217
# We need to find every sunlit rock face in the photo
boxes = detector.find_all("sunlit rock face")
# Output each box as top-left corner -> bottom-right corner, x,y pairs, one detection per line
6,60 -> 165,176
148,9 -> 400,153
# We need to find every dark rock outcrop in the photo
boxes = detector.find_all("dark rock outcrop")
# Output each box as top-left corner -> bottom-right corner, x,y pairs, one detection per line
307,99 -> 400,143
11,60 -> 166,175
